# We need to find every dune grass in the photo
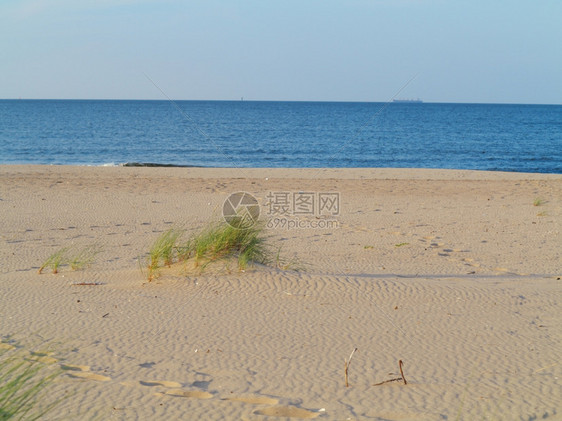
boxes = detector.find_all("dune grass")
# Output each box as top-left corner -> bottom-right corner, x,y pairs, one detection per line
38,244 -> 101,274
144,218 -> 302,280
0,344 -> 64,420
179,218 -> 270,270
69,244 -> 102,271
145,228 -> 184,280
37,248 -> 69,274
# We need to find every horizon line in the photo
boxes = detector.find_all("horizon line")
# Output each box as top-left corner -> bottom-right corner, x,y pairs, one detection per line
0,98 -> 560,106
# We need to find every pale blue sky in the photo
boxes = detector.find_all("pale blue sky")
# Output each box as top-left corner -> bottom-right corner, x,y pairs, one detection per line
1,0 -> 560,103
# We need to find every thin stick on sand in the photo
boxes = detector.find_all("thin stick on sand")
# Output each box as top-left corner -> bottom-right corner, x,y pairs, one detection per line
344,348 -> 358,387
373,359 -> 408,386
399,359 -> 407,385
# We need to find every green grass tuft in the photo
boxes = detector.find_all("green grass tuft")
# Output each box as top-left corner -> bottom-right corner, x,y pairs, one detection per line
179,218 -> 270,271
38,244 -> 101,274
0,344 -> 65,420
145,228 -> 184,280
38,248 -> 69,274
533,198 -> 545,206
69,244 -> 102,271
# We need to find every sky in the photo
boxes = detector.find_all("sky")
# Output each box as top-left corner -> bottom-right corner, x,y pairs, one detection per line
1,0 -> 561,104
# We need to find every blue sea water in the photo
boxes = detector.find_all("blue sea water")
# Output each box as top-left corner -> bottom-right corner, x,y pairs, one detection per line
0,99 -> 560,173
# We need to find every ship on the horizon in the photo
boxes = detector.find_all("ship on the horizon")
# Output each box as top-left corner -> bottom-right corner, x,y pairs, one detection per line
392,98 -> 423,103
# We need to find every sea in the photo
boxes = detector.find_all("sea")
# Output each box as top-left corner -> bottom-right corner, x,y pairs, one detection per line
0,100 -> 560,173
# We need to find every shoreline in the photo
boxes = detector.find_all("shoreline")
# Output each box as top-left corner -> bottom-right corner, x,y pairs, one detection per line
1,164 -> 560,420
2,163 -> 561,179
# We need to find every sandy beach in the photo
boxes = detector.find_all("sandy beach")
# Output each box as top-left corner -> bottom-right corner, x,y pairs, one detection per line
0,165 -> 560,420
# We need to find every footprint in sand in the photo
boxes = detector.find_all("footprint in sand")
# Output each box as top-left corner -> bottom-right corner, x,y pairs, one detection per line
225,395 -> 279,405
122,375 -> 325,418
1,346 -> 58,364
68,371 -> 111,382
164,389 -> 213,399
61,364 -> 90,372
62,363 -> 111,382
462,258 -> 480,267
28,351 -> 58,364
255,406 -> 321,419
226,395 -> 322,420
141,380 -> 213,399
139,380 -> 182,388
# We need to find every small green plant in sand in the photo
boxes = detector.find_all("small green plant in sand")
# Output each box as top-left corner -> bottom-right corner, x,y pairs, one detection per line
144,228 -> 184,280
273,246 -> 306,271
143,219 -> 303,280
533,198 -> 545,206
0,343 -> 64,420
37,248 -> 69,274
69,244 -> 102,271
38,244 -> 101,274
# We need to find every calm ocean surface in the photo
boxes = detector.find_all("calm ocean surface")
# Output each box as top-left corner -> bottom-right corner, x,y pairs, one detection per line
0,100 -> 560,173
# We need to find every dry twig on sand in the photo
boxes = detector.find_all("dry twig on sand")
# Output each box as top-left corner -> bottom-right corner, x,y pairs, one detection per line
344,348 -> 357,387
373,359 -> 408,386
